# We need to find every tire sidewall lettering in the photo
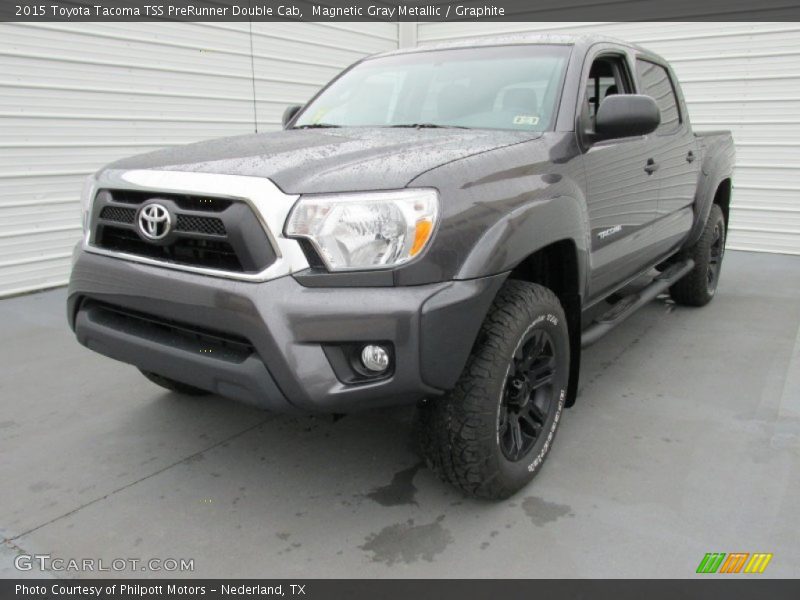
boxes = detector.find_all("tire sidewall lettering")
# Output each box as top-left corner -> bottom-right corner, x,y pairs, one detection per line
495,310 -> 568,474
528,388 -> 566,473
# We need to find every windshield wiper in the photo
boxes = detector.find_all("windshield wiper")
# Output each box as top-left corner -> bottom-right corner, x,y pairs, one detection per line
292,123 -> 341,129
388,123 -> 470,130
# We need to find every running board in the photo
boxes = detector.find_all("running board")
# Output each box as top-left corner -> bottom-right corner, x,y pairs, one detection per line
581,259 -> 695,348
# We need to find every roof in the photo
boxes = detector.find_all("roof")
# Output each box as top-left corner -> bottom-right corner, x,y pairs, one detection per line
372,33 -> 649,59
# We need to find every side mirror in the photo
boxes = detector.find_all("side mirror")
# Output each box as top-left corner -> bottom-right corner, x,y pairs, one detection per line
595,94 -> 660,141
282,104 -> 303,129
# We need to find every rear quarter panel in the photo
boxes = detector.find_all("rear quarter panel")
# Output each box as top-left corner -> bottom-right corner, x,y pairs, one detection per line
685,131 -> 736,247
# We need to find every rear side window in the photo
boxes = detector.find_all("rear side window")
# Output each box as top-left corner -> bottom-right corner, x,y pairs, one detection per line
636,59 -> 681,134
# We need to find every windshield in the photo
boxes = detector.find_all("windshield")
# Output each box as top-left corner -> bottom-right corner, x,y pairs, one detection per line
293,45 -> 572,132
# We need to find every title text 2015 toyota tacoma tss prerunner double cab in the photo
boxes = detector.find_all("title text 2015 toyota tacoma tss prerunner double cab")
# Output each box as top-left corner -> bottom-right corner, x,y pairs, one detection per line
68,35 -> 735,499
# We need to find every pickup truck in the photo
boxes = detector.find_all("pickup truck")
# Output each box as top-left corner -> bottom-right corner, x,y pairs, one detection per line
68,34 -> 735,499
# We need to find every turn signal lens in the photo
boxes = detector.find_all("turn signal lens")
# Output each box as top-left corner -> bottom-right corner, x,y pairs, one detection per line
410,219 -> 434,257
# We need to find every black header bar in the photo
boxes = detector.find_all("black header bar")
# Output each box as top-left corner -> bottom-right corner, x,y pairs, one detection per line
3,579 -> 800,600
3,0 -> 800,22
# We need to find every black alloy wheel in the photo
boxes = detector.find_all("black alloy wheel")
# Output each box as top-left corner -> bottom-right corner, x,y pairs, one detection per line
417,280 -> 570,499
707,220 -> 724,294
499,329 -> 557,461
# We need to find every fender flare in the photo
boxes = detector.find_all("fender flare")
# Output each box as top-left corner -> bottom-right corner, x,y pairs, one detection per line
455,194 -> 590,298
684,161 -> 733,250
455,194 -> 589,408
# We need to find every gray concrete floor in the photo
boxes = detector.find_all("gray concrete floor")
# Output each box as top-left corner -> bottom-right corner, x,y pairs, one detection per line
1,250 -> 798,579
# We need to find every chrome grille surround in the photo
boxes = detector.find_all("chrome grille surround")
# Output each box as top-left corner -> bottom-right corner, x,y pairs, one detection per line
84,169 -> 310,282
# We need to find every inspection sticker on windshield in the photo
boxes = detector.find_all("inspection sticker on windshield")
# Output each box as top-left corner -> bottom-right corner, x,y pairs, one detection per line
310,108 -> 329,123
513,115 -> 540,125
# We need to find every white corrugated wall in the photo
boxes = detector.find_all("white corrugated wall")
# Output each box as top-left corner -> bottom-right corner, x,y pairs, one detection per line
1,21 -> 797,297
413,22 -> 800,256
0,22 -> 397,297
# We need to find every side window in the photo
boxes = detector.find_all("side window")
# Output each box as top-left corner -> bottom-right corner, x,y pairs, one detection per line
636,59 -> 681,134
585,55 -> 632,121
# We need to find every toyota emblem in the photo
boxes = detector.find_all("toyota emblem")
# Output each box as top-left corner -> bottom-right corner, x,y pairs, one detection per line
137,203 -> 171,240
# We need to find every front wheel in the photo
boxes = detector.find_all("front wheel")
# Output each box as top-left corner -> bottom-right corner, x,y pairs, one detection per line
418,280 -> 570,499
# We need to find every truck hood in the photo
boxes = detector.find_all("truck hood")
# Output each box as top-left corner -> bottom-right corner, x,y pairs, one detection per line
105,128 -> 542,194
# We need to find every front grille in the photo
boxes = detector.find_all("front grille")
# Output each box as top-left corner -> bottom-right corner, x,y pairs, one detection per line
109,189 -> 232,212
90,189 -> 276,274
175,214 -> 226,236
85,300 -> 254,363
97,226 -> 243,271
99,206 -> 226,237
99,205 -> 136,224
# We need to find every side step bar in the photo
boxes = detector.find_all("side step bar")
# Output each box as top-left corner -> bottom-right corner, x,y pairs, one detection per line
581,259 -> 695,348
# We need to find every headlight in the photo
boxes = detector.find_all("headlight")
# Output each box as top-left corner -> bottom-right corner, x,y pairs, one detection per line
285,189 -> 439,271
80,174 -> 97,235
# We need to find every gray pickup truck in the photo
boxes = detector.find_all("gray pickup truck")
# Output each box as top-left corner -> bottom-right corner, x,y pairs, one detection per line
68,34 -> 734,499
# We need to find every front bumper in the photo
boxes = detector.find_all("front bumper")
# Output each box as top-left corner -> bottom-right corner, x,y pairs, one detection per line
68,249 -> 506,413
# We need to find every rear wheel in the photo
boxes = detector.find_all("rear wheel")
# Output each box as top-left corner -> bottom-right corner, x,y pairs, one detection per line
418,280 -> 570,499
670,204 -> 726,307
140,370 -> 210,396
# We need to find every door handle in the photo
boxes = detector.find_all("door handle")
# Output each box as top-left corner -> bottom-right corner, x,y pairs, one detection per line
644,158 -> 659,174
686,151 -> 696,163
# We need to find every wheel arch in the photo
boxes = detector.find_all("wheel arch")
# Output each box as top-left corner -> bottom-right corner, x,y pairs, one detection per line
713,178 -> 732,229
685,176 -> 733,250
453,194 -> 589,407
506,239 -> 583,408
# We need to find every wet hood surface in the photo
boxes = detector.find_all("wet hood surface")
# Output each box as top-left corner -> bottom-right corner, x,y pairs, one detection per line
106,128 -> 542,194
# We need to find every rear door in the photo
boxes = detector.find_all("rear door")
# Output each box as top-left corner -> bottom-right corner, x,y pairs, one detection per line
634,58 -> 701,254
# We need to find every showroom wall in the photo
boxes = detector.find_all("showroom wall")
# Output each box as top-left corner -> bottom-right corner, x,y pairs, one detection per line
413,22 -> 800,258
0,21 -> 798,297
0,22 -> 396,296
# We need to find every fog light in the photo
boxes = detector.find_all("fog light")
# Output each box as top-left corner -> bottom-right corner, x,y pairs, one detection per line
361,344 -> 390,373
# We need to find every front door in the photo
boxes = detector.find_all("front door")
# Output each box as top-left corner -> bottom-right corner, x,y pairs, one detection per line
580,53 -> 662,303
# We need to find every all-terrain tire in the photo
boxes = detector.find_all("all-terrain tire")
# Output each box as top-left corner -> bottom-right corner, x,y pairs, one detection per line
417,280 -> 570,500
670,204 -> 726,307
140,370 -> 210,396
